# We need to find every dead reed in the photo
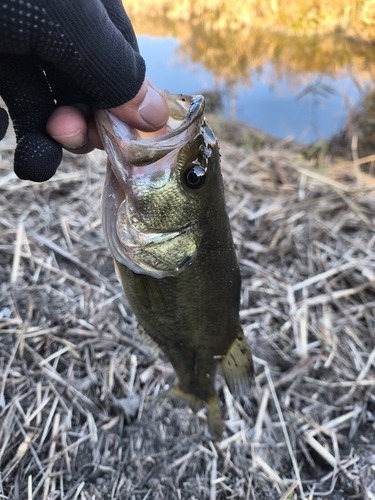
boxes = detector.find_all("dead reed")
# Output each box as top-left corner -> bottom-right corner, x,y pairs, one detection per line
0,119 -> 374,499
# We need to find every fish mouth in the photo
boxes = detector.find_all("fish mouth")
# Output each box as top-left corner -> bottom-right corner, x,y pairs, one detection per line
96,93 -> 205,178
97,94 -> 204,278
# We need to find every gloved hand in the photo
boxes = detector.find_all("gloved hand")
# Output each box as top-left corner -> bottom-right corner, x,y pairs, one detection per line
0,0 -> 167,182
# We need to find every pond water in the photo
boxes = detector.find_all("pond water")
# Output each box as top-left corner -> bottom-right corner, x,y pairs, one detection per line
137,33 -> 375,144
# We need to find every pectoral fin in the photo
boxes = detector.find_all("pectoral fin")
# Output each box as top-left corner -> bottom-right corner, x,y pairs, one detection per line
220,333 -> 253,396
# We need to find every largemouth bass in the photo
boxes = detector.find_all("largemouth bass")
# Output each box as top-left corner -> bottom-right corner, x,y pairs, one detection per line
96,93 -> 253,438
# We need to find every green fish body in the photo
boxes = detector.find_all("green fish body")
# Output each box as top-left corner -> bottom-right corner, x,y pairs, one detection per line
96,94 -> 253,438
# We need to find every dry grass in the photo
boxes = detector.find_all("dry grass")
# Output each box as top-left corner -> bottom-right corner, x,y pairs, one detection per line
0,118 -> 375,500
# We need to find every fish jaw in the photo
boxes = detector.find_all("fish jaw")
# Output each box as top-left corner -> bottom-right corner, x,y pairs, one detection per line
95,94 -> 203,182
95,109 -> 134,186
96,94 -> 212,278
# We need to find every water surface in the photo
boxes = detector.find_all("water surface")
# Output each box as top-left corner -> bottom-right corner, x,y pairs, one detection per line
134,26 -> 375,144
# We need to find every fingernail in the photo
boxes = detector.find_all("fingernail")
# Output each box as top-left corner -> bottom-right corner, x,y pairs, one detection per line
139,86 -> 169,129
51,131 -> 86,149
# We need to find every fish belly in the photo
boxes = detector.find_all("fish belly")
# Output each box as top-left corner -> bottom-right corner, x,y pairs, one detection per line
114,242 -> 253,438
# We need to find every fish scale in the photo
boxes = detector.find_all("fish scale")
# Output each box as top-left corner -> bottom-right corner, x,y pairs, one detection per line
96,92 -> 253,438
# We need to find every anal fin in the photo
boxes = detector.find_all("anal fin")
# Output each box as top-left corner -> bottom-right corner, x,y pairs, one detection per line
220,333 -> 253,396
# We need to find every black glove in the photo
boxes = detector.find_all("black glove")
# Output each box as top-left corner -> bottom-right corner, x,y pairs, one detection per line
0,0 -> 146,182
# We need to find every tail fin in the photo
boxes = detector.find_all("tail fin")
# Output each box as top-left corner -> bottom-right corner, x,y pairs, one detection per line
206,395 -> 223,439
220,333 -> 253,396
166,385 -> 223,439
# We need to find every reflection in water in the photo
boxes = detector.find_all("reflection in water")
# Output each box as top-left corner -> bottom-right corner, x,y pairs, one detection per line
127,0 -> 375,41
130,10 -> 375,143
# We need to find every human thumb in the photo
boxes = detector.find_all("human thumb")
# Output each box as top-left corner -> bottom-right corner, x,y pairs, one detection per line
109,79 -> 169,132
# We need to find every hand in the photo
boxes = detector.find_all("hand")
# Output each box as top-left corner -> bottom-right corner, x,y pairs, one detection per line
45,78 -> 168,153
0,0 -> 168,182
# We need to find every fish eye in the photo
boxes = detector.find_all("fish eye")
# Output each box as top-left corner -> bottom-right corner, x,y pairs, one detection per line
183,165 -> 206,189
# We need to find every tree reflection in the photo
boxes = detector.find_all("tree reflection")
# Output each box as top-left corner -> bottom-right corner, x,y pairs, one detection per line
128,5 -> 375,147
129,10 -> 375,90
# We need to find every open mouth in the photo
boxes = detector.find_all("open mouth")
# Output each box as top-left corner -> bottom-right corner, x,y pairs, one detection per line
95,93 -> 205,179
97,93 -> 205,278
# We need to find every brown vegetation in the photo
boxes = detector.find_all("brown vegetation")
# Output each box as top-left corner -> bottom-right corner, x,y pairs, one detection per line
1,117 -> 375,498
126,1 -> 375,89
126,0 -> 375,40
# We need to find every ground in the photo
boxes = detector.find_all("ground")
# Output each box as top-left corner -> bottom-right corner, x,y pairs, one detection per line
0,116 -> 375,500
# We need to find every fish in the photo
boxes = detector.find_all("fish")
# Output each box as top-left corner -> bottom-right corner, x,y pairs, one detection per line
95,93 -> 253,438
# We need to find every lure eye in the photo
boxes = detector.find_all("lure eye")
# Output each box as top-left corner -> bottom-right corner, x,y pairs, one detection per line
183,165 -> 206,189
